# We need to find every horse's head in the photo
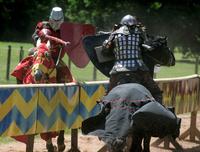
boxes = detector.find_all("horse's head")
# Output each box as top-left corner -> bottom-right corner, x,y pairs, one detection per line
143,36 -> 175,73
31,43 -> 57,83
11,33 -> 70,84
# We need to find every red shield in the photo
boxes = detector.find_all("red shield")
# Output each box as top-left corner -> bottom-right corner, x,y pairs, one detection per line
61,22 -> 96,68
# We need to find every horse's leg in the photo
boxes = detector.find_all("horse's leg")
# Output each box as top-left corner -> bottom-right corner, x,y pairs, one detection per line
57,130 -> 66,152
143,135 -> 151,152
46,138 -> 56,152
129,134 -> 143,152
124,136 -> 133,152
40,132 -> 58,152
44,130 -> 65,152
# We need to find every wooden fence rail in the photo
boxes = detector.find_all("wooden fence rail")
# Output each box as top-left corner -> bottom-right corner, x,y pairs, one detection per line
6,45 -> 11,80
3,45 -> 25,81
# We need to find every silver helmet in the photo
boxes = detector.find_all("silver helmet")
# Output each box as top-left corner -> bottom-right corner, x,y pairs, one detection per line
120,14 -> 137,26
49,7 -> 64,31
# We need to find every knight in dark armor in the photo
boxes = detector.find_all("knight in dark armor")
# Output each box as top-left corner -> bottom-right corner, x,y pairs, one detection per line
102,14 -> 163,104
81,14 -> 178,152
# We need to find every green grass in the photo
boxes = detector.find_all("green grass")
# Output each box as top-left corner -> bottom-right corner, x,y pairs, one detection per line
0,42 -> 33,84
0,41 -> 199,84
156,61 -> 199,78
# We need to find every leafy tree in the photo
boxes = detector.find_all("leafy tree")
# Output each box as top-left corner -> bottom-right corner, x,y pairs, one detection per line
0,0 -> 67,41
0,0 -> 199,73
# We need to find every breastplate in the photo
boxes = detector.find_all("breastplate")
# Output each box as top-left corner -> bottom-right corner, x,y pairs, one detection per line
114,33 -> 141,61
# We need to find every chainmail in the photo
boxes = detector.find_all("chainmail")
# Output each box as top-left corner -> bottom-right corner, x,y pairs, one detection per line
110,26 -> 149,74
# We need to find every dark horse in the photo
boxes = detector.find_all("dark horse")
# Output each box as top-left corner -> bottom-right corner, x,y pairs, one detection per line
142,35 -> 175,77
81,36 -> 180,152
81,83 -> 181,152
11,35 -> 73,152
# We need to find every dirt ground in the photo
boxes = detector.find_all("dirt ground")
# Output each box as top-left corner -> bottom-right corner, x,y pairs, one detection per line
0,113 -> 200,152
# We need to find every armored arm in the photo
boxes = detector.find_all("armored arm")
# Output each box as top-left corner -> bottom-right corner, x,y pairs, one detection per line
32,22 -> 44,46
100,24 -> 122,56
142,35 -> 168,51
32,21 -> 50,46
101,33 -> 115,56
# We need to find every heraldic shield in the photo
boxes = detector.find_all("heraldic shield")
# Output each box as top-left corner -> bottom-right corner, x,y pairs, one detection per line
61,22 -> 96,68
82,34 -> 115,77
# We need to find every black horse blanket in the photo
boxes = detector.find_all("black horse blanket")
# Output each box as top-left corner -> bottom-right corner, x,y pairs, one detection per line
81,83 -> 181,150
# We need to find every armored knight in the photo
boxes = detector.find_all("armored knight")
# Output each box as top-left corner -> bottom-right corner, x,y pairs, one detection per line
103,14 -> 163,103
31,7 -> 74,83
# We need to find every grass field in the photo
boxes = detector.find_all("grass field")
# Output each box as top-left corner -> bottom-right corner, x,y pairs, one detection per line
0,41 -> 199,84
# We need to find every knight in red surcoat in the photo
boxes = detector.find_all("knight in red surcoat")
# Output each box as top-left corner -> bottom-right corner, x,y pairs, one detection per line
31,6 -> 75,83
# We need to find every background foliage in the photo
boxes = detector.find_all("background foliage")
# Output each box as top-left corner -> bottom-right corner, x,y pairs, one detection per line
0,0 -> 199,53
0,0 -> 199,77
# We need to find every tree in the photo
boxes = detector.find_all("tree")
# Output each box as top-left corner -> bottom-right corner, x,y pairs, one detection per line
0,0 -> 67,41
0,0 -> 199,65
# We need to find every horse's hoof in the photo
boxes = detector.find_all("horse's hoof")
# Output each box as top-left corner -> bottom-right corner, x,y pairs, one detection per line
58,144 -> 66,152
46,143 -> 57,152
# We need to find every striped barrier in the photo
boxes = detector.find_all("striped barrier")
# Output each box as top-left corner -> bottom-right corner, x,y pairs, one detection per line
0,83 -> 80,137
156,74 -> 200,114
79,81 -> 108,120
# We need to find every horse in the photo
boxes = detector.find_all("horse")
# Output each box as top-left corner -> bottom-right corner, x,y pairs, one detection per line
81,35 -> 179,152
81,83 -> 181,152
11,35 -> 74,152
142,35 -> 175,77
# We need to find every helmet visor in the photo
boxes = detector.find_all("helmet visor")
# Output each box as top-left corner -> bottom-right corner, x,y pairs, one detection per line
49,18 -> 64,31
